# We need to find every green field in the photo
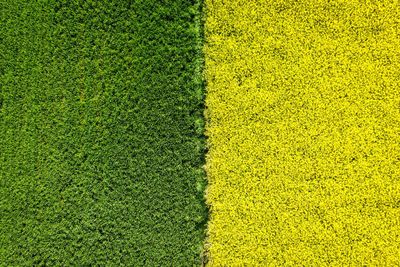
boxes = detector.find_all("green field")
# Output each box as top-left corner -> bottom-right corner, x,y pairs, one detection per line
0,1 -> 206,265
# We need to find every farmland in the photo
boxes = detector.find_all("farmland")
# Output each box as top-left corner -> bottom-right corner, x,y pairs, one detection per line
0,0 -> 206,265
2,0 -> 400,266
205,0 -> 400,265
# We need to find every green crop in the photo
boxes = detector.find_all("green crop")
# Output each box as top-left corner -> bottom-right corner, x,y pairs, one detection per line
0,0 -> 207,265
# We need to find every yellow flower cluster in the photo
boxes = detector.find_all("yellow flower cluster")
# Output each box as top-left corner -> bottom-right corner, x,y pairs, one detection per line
204,0 -> 400,265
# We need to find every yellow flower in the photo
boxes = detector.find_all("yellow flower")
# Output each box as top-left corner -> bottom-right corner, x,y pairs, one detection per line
204,0 -> 400,265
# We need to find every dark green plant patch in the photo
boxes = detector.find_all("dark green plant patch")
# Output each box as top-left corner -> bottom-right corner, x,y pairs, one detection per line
0,0 -> 206,265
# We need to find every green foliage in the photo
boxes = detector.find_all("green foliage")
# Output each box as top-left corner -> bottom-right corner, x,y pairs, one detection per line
0,0 -> 207,265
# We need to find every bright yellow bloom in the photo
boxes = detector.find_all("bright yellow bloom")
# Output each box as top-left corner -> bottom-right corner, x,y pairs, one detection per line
204,0 -> 400,265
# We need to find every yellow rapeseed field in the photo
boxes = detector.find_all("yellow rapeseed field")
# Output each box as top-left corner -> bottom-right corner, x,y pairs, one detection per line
204,0 -> 400,265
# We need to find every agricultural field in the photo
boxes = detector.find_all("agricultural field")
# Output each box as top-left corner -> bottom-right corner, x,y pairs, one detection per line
0,0 -> 206,266
2,0 -> 400,266
205,0 -> 400,266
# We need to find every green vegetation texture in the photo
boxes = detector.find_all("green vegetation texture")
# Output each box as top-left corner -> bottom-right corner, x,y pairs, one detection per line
0,0 -> 207,265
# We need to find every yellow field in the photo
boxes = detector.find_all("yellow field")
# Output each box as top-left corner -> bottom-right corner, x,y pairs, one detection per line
204,0 -> 400,265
